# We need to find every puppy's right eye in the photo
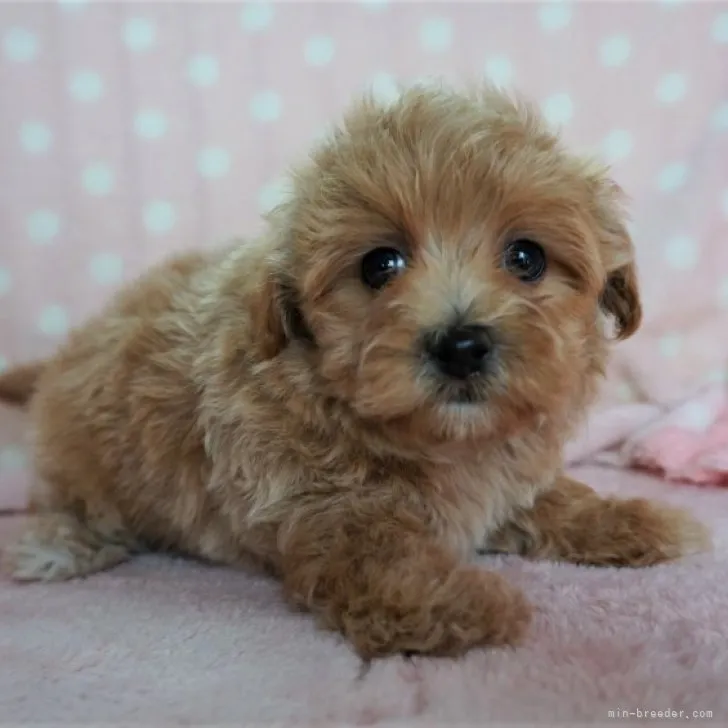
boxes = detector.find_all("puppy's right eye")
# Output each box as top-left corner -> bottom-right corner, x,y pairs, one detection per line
360,247 -> 406,290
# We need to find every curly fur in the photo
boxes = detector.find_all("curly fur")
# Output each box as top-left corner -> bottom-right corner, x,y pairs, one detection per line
0,82 -> 711,658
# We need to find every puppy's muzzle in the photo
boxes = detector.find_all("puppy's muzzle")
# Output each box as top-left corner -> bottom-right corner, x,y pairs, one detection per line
425,324 -> 495,381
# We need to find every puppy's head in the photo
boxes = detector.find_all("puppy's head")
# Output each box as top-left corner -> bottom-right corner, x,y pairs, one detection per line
249,82 -> 641,443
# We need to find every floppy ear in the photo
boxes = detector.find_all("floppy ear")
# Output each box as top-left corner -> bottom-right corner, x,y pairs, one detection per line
600,259 -> 642,340
591,178 -> 643,340
248,256 -> 314,360
249,264 -> 288,360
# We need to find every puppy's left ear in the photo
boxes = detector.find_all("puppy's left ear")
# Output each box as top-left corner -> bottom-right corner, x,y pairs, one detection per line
592,178 -> 643,340
601,256 -> 642,340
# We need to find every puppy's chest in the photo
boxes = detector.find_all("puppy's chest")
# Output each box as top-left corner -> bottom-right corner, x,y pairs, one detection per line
426,455 -> 553,557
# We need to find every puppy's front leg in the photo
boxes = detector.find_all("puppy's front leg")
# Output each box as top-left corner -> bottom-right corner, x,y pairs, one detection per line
487,476 -> 711,567
279,500 -> 531,658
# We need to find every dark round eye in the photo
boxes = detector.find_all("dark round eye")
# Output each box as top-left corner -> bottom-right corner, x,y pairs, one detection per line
503,239 -> 547,283
360,247 -> 407,290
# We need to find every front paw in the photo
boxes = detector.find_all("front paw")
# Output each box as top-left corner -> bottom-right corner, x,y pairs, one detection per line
486,475 -> 712,568
338,568 -> 533,659
580,498 -> 712,567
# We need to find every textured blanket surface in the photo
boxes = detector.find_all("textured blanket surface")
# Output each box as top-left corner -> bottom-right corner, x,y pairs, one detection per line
1,465 -> 726,727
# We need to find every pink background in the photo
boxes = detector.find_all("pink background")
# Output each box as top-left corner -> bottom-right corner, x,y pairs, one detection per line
1,0 -> 727,506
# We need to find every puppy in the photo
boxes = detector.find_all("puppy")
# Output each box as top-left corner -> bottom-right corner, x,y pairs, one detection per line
0,82 -> 711,658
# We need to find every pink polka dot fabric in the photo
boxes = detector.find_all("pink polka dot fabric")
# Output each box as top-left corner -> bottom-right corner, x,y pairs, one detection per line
0,1 -> 727,505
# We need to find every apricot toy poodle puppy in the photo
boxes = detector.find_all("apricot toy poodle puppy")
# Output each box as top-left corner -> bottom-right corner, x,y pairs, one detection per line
0,81 -> 711,658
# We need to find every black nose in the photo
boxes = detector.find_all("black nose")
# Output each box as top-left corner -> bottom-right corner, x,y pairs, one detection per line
426,324 -> 494,380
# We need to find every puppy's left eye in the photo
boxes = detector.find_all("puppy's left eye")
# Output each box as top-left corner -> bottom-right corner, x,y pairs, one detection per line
361,247 -> 407,290
503,239 -> 547,283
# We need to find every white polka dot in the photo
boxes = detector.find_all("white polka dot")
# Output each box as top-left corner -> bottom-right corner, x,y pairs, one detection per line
89,252 -> 124,284
712,12 -> 728,43
712,103 -> 728,131
721,189 -> 728,217
69,70 -> 104,102
249,91 -> 282,122
143,201 -> 176,234
680,401 -> 714,431
240,2 -> 274,32
599,34 -> 631,67
3,27 -> 38,62
0,447 -> 26,473
134,110 -> 168,139
369,73 -> 401,105
188,54 -> 219,87
717,277 -> 728,308
57,0 -> 88,9
542,93 -> 573,127
27,209 -> 60,244
123,17 -> 156,52
419,17 -> 452,53
657,162 -> 687,193
601,129 -> 633,163
538,1 -> 572,31
0,268 -> 11,296
82,162 -> 114,196
0,356 -> 7,373
360,0 -> 389,10
20,121 -> 53,154
658,333 -> 682,359
664,235 -> 698,270
258,178 -> 292,214
304,35 -> 335,66
38,304 -> 69,337
655,72 -> 687,105
484,56 -> 513,87
197,147 -> 231,179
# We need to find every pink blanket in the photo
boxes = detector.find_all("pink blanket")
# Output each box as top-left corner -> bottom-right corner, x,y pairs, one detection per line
1,465 -> 726,725
568,382 -> 728,486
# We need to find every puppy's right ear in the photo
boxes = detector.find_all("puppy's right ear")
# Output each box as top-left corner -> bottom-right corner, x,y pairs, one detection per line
249,264 -> 288,360
249,258 -> 313,361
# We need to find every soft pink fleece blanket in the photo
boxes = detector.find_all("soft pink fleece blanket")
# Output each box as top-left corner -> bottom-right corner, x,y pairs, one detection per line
567,382 -> 728,486
1,464 -> 727,726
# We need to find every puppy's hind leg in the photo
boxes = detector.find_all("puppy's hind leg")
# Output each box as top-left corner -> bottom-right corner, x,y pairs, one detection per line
2,510 -> 135,583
